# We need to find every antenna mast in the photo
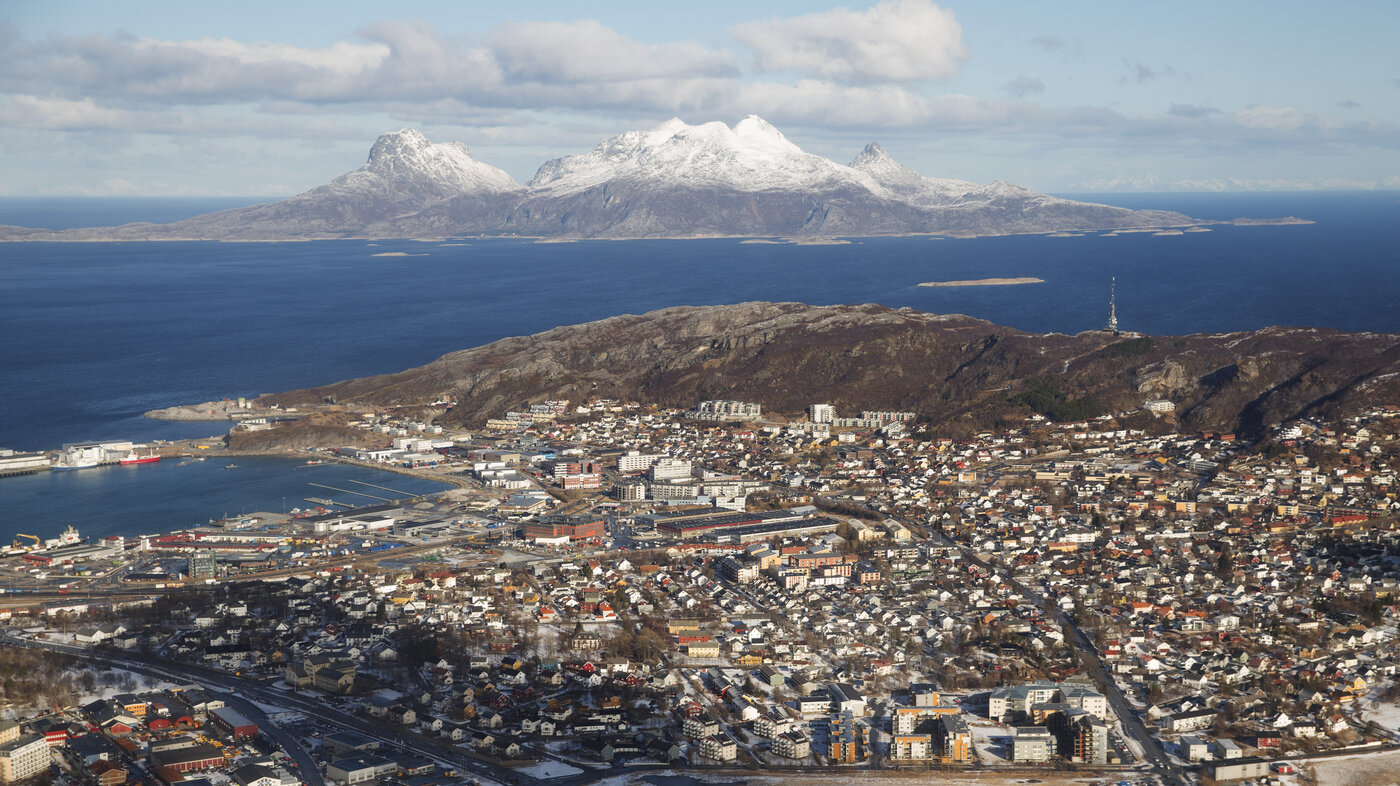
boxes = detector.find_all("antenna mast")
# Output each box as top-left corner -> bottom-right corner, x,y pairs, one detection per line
1107,277 -> 1119,334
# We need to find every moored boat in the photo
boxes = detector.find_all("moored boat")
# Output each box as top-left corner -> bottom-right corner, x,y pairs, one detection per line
120,453 -> 161,465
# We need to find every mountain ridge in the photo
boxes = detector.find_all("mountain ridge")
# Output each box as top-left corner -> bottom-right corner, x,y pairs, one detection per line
1,117 -> 1209,241
251,302 -> 1400,440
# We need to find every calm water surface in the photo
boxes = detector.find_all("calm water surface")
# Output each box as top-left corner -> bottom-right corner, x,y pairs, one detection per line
2,191 -> 1397,538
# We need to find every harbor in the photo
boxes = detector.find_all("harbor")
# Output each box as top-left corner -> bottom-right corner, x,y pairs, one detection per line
0,447 -> 457,545
1,437 -> 231,477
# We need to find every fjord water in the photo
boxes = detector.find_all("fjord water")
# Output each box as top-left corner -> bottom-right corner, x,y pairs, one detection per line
1,192 -> 1396,536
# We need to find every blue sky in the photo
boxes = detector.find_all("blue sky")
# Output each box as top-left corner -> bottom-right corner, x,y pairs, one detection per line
2,0 -> 1397,195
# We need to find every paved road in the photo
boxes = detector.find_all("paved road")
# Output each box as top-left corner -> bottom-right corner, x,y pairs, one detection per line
220,692 -> 326,786
9,639 -> 326,785
1057,611 -> 1183,786
910,520 -> 1186,786
6,638 -> 607,786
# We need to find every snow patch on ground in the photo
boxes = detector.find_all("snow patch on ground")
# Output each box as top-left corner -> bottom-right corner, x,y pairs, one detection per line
969,720 -> 1010,764
75,669 -> 176,706
507,760 -> 583,778
1358,696 -> 1400,731
1309,747 -> 1400,786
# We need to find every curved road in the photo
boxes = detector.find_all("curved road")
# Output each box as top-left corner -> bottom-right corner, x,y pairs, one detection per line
6,637 -> 606,786
907,522 -> 1186,786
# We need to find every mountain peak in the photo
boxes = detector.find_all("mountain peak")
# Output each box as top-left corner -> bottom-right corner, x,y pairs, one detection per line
850,141 -> 923,189
368,129 -> 434,163
649,117 -> 690,139
529,115 -> 835,194
850,142 -> 892,167
733,115 -> 801,154
734,114 -> 779,137
357,128 -> 519,195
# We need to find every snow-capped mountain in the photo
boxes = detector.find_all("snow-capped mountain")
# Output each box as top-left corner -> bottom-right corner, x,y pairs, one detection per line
528,115 -> 885,196
850,141 -> 983,203
0,118 -> 1196,241
346,128 -> 521,201
503,116 -> 1191,237
179,129 -> 522,239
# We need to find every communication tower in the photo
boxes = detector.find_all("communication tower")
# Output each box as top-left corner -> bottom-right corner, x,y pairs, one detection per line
1107,277 -> 1119,334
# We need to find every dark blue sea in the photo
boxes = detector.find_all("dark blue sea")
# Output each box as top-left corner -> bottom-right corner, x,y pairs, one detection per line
1,457 -> 453,541
1,191 -> 1397,538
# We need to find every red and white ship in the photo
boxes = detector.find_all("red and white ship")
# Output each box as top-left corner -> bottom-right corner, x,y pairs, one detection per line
120,453 -> 161,465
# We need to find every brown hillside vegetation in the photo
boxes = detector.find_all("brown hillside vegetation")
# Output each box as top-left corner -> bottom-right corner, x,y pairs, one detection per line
259,302 -> 1400,438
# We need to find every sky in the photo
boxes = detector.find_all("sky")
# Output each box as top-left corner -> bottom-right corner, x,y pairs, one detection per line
2,0 -> 1398,196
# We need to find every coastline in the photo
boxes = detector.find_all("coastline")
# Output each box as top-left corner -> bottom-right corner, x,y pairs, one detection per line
2,447 -> 465,543
0,217 -> 1313,243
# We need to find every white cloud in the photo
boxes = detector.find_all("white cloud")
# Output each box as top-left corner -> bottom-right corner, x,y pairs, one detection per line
1231,105 -> 1336,132
0,20 -> 737,113
1170,175 -> 1400,191
0,33 -> 381,103
1071,173 -> 1400,192
100,178 -> 141,195
1068,173 -> 1161,191
1168,104 -> 1220,119
491,20 -> 736,83
2,10 -> 1397,195
354,20 -> 503,99
729,0 -> 966,82
0,95 -> 128,130
159,36 -> 390,73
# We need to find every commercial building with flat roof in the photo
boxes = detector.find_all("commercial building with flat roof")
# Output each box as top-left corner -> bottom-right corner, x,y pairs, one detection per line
210,707 -> 258,740
150,744 -> 225,773
638,507 -> 809,539
326,755 -> 397,785
522,515 -> 604,543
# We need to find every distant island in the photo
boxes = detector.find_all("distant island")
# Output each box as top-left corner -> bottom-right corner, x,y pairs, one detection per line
0,117 -> 1276,243
918,277 -> 1044,287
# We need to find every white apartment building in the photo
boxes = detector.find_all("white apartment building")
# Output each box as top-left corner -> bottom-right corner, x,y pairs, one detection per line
0,734 -> 49,784
617,452 -> 661,473
648,458 -> 693,482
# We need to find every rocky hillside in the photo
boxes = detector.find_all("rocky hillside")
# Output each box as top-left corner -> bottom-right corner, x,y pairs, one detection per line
258,303 -> 1400,439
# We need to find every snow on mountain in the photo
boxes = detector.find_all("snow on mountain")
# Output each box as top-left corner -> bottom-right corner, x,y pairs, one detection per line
528,115 -> 889,197
849,142 -> 981,203
315,128 -> 522,204
2,119 -> 1197,241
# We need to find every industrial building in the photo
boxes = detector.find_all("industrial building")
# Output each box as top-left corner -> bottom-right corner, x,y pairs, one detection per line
522,515 -> 604,544
149,744 -> 225,773
209,707 -> 258,740
326,755 -> 397,784
1206,757 -> 1270,782
638,507 -> 809,539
